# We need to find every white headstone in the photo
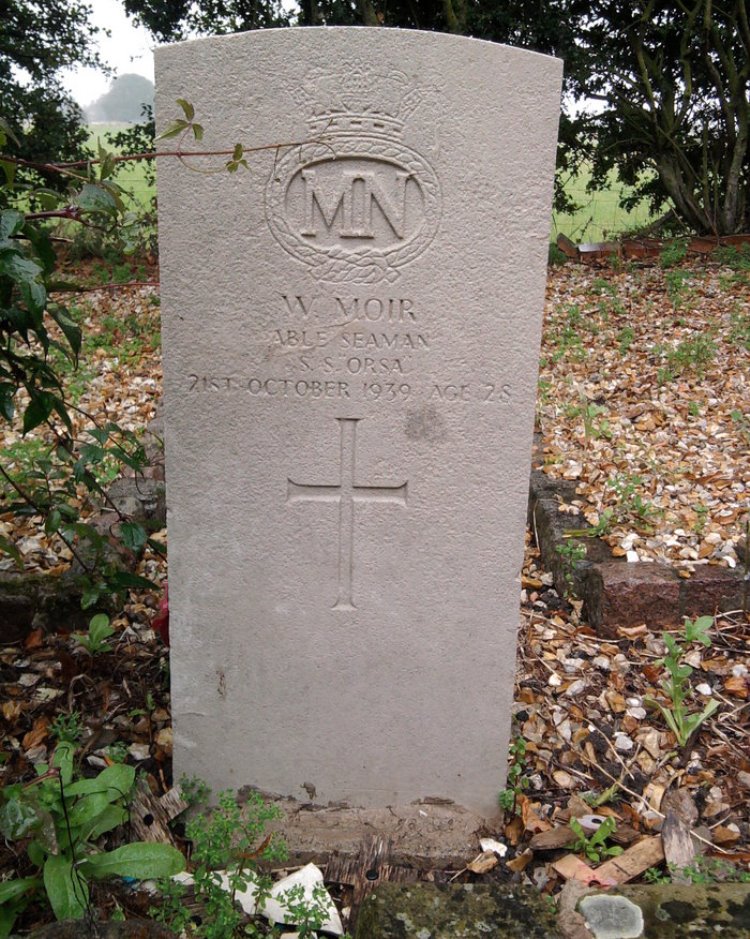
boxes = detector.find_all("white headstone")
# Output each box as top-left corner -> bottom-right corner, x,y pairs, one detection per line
156,27 -> 561,816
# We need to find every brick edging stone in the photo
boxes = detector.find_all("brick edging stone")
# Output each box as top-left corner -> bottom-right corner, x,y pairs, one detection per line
528,466 -> 748,637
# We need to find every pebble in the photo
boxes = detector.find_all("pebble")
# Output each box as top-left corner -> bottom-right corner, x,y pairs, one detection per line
614,732 -> 634,751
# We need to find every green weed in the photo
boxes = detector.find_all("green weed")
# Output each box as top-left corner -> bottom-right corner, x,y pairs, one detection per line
569,816 -> 624,864
0,743 -> 183,932
556,540 -> 587,595
499,737 -> 530,814
660,238 -> 689,268
649,616 -> 719,747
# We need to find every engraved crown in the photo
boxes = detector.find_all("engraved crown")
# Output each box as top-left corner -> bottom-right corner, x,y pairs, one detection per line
290,64 -> 423,138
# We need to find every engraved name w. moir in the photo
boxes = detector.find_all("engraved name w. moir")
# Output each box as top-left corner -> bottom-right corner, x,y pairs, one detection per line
281,295 -> 419,323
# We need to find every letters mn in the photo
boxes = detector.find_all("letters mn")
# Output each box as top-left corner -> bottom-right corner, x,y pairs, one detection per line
300,169 -> 409,239
287,418 -> 408,609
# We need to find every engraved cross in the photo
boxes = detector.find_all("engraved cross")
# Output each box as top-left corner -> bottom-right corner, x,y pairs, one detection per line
287,418 -> 408,610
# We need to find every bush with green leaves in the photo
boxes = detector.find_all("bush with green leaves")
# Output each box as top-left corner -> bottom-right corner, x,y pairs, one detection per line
0,116 -> 159,600
0,741 -> 184,935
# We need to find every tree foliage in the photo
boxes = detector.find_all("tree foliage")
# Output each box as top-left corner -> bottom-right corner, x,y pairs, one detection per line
86,73 -> 155,124
0,0 -> 104,189
568,0 -> 749,235
125,0 -> 749,234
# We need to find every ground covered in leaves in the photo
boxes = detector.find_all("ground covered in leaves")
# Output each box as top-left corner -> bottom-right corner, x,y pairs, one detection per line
1,250 -> 749,933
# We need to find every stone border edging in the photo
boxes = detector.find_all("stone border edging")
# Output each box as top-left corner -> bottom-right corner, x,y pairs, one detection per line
528,466 -> 748,636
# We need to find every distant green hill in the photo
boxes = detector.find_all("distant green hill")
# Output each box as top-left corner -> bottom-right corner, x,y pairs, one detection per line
86,73 -> 154,124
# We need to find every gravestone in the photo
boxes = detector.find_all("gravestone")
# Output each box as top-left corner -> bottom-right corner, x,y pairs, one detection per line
155,28 -> 561,816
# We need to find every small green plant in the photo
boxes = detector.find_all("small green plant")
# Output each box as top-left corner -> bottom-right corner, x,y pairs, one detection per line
659,334 -> 717,383
729,311 -> 750,350
664,268 -> 693,308
72,613 -> 116,654
556,540 -> 587,595
569,816 -> 624,864
646,857 -> 750,885
715,242 -> 750,271
153,787 -> 287,939
607,473 -> 658,526
730,409 -> 750,446
0,742 -> 184,933
617,326 -> 635,355
103,741 -> 129,764
281,882 -> 333,939
649,616 -> 719,747
660,238 -> 689,268
693,503 -> 709,534
498,736 -> 530,813
49,711 -> 83,744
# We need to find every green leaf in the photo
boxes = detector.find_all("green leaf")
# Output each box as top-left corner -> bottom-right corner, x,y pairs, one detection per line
120,521 -> 147,552
65,764 -> 135,800
78,804 -> 128,842
0,159 -> 16,188
157,119 -> 189,140
0,209 -> 24,243
22,391 -> 56,434
43,854 -> 88,921
49,308 -> 82,358
88,613 -> 115,648
0,794 -> 39,840
108,571 -> 156,591
0,876 -> 40,905
176,98 -> 195,120
45,509 -> 62,535
191,123 -> 204,141
81,843 -> 185,880
0,536 -> 22,568
0,383 -> 15,421
67,791 -> 122,828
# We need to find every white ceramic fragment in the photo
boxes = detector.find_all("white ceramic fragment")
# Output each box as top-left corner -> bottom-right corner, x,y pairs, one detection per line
172,864 -> 343,936
479,837 -> 508,857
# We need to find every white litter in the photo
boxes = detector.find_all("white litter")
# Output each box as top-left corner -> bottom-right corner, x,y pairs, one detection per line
479,838 -> 508,857
173,863 -> 343,936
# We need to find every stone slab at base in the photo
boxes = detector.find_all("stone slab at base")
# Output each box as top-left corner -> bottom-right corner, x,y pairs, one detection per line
356,882 -> 750,938
245,790 -> 491,869
355,884 -> 560,938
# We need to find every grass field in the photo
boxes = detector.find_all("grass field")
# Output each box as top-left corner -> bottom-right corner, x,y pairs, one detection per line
88,123 -> 659,244
88,123 -> 155,212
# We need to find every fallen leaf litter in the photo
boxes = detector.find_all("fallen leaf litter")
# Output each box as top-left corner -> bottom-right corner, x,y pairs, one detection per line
0,257 -> 748,931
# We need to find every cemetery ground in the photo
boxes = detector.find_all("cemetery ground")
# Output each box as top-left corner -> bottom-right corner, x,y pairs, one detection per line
1,245 -> 749,934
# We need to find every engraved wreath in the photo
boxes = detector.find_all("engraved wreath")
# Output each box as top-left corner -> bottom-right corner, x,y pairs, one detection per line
265,136 -> 442,285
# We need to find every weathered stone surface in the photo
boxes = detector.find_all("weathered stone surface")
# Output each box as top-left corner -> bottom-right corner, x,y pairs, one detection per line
252,790 -> 490,868
680,564 -> 747,618
0,570 -> 98,642
579,894 -> 643,938
354,883 -> 750,939
107,477 -> 167,528
355,884 -> 561,938
156,29 -> 561,815
585,561 -> 682,635
608,884 -> 750,938
528,463 -> 748,634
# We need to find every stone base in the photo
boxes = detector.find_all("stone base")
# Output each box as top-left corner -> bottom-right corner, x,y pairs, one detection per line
355,883 -> 750,938
355,884 -> 559,938
247,791 -> 492,869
